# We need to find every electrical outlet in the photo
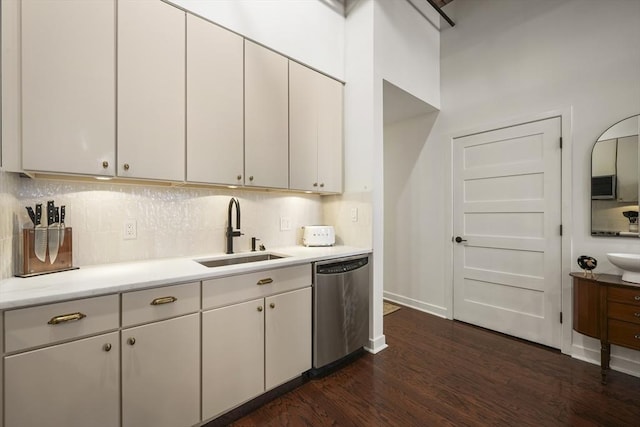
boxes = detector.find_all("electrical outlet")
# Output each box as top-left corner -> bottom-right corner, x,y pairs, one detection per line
280,217 -> 291,231
124,219 -> 137,240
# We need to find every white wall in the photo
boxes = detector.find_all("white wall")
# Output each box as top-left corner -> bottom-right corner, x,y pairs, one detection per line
388,0 -> 639,373
169,0 -> 345,80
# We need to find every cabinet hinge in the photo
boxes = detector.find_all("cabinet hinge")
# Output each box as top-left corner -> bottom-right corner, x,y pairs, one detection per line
560,224 -> 563,236
560,137 -> 563,149
560,312 -> 563,324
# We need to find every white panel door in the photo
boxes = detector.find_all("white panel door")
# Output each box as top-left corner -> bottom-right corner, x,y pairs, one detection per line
453,117 -> 562,348
118,0 -> 185,181
21,0 -> 115,176
244,40 -> 289,189
186,14 -> 244,186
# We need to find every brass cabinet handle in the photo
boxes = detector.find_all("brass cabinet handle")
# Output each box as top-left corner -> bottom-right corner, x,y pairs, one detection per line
313,182 -> 318,187
124,163 -> 130,171
150,296 -> 177,306
270,303 -> 275,309
635,334 -> 640,340
320,183 -> 325,188
257,306 -> 263,312
257,278 -> 273,286
102,161 -> 109,169
634,312 -> 640,317
48,312 -> 87,325
635,296 -> 640,301
103,343 -> 112,352
237,174 -> 242,180
249,176 -> 254,182
127,337 -> 136,346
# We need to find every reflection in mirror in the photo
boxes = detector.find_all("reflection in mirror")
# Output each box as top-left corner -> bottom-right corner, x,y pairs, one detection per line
591,115 -> 640,237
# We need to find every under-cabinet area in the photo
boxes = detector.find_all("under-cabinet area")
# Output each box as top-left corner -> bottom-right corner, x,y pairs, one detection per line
1,0 -> 343,194
1,264 -> 312,427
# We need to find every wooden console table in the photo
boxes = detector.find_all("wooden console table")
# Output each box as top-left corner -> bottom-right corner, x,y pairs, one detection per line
571,272 -> 640,383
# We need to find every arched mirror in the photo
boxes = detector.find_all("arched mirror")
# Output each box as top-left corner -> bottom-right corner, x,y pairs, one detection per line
591,114 -> 640,237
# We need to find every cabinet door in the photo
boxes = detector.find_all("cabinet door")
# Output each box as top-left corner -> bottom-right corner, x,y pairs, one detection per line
5,332 -> 119,427
186,14 -> 244,186
265,287 -> 311,390
317,74 -> 344,193
289,61 -> 319,192
21,0 -> 115,176
122,314 -> 200,427
118,0 -> 185,181
244,40 -> 289,189
289,62 -> 343,193
202,299 -> 264,420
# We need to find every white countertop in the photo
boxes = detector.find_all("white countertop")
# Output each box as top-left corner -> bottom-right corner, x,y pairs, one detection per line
0,246 -> 371,310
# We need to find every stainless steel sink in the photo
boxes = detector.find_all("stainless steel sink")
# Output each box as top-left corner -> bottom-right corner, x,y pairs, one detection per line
196,253 -> 285,268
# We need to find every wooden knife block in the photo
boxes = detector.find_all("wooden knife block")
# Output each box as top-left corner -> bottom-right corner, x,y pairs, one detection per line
18,227 -> 75,277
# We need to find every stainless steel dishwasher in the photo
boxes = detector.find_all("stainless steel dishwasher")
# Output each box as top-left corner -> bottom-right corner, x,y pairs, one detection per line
313,255 -> 370,370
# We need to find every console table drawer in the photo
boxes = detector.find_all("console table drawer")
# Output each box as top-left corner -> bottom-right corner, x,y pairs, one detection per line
608,286 -> 640,306
608,319 -> 640,350
608,302 -> 640,324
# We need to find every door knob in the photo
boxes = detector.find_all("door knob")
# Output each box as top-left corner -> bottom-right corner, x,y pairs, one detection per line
454,236 -> 467,243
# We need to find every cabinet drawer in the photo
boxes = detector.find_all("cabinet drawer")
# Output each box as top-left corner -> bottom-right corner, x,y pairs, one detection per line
4,294 -> 119,353
608,319 -> 640,350
202,264 -> 311,309
608,286 -> 640,306
608,301 -> 640,325
122,282 -> 200,327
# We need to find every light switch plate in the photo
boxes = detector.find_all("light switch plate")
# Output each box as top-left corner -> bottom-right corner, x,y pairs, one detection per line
280,217 -> 291,231
350,208 -> 358,222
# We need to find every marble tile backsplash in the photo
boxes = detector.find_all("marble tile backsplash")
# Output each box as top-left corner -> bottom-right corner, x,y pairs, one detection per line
12,176 -> 323,270
0,171 -> 21,279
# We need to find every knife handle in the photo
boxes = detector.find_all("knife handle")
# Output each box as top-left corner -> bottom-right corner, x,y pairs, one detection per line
26,207 -> 36,225
47,201 -> 55,226
60,206 -> 66,224
54,207 -> 60,224
35,204 -> 42,226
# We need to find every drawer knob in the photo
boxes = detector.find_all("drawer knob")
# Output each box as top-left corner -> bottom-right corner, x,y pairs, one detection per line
635,334 -> 640,340
150,296 -> 177,306
635,296 -> 640,301
103,343 -> 112,352
257,306 -> 263,312
270,303 -> 275,309
634,312 -> 640,318
257,278 -> 273,286
127,337 -> 136,346
48,312 -> 87,325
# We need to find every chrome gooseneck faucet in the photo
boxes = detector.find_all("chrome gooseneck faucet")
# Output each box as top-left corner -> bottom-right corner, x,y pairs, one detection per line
226,197 -> 242,254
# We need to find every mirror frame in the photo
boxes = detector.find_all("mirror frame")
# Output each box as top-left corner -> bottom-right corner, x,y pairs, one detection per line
591,114 -> 640,238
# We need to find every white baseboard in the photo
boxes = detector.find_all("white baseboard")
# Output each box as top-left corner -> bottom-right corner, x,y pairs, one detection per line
571,343 -> 640,379
366,334 -> 388,354
383,291 -> 448,319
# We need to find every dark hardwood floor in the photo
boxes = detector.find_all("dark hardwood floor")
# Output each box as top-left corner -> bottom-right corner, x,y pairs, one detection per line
230,305 -> 640,426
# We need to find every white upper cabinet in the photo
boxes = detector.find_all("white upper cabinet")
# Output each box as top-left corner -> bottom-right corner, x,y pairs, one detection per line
186,14 -> 244,186
289,62 -> 343,193
117,0 -> 185,181
21,0 -> 116,176
244,40 -> 289,189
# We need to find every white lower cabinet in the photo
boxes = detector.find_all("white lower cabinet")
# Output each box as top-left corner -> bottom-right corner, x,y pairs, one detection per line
122,313 -> 200,427
202,298 -> 265,419
202,287 -> 312,421
265,287 -> 312,390
4,332 -> 120,427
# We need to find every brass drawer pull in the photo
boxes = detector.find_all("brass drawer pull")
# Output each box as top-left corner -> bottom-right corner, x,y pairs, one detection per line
150,296 -> 177,306
635,296 -> 640,301
257,306 -> 263,312
270,303 -> 275,309
635,334 -> 640,340
48,312 -> 87,325
257,278 -> 273,286
127,337 -> 136,346
103,343 -> 112,352
634,312 -> 640,317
